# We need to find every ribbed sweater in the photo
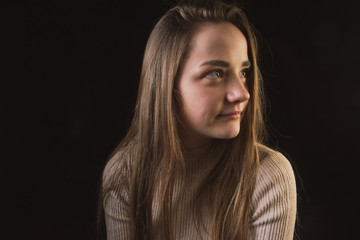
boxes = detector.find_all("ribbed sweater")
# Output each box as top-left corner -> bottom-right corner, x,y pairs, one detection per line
102,147 -> 297,239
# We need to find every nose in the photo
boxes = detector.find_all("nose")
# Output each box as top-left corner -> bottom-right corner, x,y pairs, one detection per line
226,74 -> 250,103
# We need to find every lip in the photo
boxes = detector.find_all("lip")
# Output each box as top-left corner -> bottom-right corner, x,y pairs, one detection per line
217,111 -> 242,120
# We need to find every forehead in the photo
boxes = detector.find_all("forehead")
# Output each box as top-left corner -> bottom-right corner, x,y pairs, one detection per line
188,22 -> 248,61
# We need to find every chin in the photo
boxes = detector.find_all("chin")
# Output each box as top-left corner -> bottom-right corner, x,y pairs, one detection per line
223,132 -> 240,139
216,127 -> 240,139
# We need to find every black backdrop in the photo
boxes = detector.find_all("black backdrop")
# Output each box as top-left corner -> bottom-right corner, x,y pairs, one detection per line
3,0 -> 359,239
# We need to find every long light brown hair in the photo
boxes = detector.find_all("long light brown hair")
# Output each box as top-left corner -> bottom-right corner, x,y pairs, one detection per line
99,0 -> 268,239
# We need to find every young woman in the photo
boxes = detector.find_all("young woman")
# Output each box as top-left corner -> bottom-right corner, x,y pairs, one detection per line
99,0 -> 297,239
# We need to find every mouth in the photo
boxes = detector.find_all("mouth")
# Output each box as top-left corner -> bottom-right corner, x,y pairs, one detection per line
217,111 -> 242,120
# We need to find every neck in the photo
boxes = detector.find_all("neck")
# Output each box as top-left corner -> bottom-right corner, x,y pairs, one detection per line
178,126 -> 213,151
180,133 -> 212,151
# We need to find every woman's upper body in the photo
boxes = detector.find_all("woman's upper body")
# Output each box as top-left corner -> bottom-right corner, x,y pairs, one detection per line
102,144 -> 297,240
99,0 -> 297,239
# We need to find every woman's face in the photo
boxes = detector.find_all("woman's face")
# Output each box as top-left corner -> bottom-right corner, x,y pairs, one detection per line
177,22 -> 250,148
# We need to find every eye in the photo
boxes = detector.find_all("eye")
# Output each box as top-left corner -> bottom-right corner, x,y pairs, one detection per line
205,69 -> 224,79
240,68 -> 250,79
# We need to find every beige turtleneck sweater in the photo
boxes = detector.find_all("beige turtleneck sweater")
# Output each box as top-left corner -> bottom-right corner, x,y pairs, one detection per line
102,147 -> 297,239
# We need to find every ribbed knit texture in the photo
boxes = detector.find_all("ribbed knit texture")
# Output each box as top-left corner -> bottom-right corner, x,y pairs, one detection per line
103,147 -> 297,240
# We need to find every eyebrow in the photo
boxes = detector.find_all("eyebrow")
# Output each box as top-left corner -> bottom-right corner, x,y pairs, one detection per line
242,60 -> 251,67
199,60 -> 251,68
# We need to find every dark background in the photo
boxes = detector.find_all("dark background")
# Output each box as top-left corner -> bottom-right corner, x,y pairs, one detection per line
2,0 -> 359,239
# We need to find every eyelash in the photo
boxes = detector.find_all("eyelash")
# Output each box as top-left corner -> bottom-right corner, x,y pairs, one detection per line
240,68 -> 250,79
204,68 -> 251,80
204,69 -> 225,79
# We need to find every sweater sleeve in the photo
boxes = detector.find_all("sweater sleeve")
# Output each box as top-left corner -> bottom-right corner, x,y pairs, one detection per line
249,151 -> 297,240
102,153 -> 135,240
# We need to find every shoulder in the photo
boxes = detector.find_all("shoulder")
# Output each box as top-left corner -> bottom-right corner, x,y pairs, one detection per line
256,146 -> 296,189
250,145 -> 297,227
102,148 -> 135,225
102,148 -> 132,189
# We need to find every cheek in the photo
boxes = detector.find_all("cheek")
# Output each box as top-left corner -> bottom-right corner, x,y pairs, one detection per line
243,99 -> 249,109
180,88 -> 222,126
241,100 -> 250,119
182,88 -> 219,115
